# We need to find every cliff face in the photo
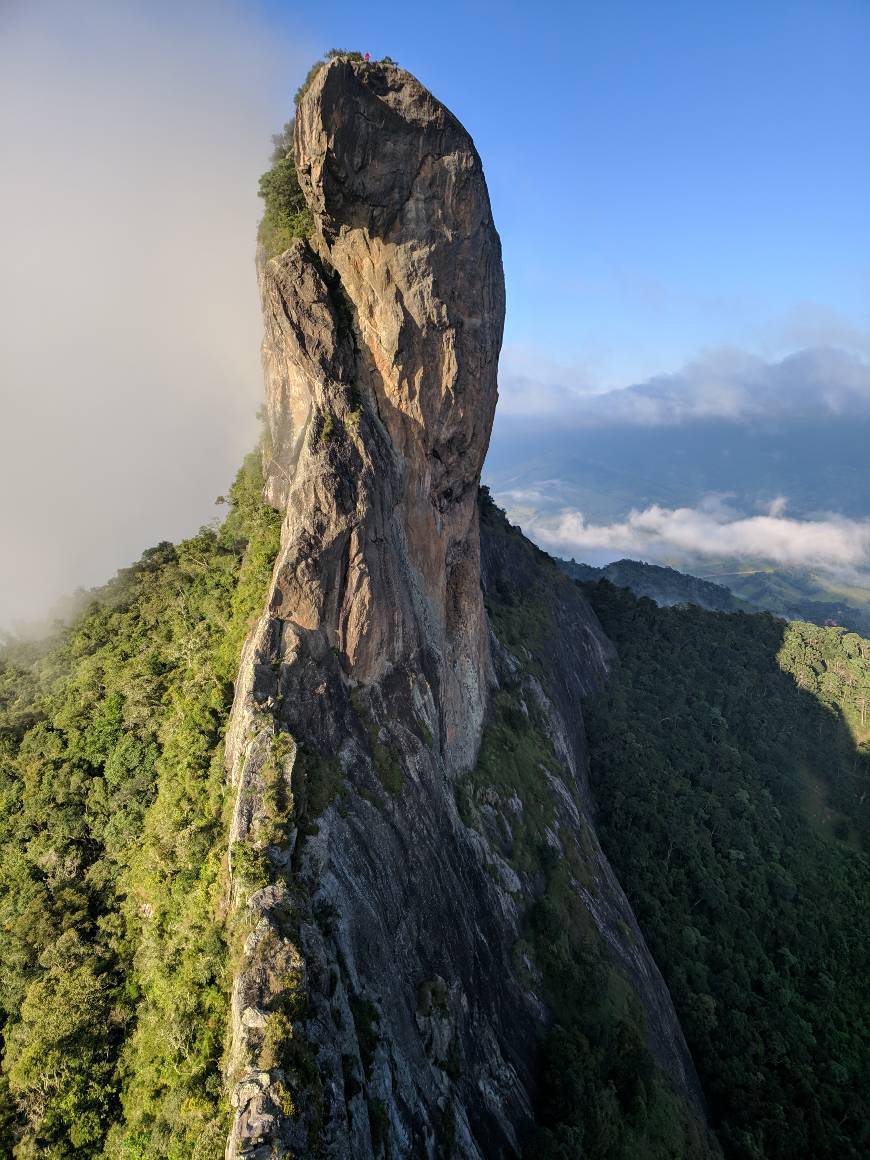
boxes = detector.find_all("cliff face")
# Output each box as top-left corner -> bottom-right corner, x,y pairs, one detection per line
261,57 -> 502,770
224,57 -> 708,1159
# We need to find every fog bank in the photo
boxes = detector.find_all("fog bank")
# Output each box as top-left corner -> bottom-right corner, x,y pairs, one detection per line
0,1 -> 311,630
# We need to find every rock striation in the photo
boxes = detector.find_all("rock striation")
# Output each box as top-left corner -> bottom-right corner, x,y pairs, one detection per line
223,56 -> 710,1159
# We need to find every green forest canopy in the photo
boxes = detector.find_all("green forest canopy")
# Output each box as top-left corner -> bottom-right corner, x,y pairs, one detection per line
0,453 -> 281,1159
582,582 -> 870,1160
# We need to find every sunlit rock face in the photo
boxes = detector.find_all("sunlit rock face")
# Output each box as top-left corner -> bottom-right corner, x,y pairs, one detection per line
224,57 -> 707,1160
260,56 -> 504,770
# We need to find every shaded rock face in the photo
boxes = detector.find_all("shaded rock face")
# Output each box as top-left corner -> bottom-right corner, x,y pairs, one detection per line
224,58 -> 706,1160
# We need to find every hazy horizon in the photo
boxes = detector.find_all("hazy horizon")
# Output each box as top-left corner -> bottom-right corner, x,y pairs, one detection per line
0,2 -> 315,630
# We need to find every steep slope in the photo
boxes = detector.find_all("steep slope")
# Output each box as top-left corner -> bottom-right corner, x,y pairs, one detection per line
0,53 -> 716,1160
3,48 -> 868,1160
582,582 -> 870,1158
223,56 -> 712,1159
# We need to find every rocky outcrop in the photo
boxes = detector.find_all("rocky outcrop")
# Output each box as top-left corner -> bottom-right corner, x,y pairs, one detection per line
223,56 -> 710,1159
261,56 -> 502,771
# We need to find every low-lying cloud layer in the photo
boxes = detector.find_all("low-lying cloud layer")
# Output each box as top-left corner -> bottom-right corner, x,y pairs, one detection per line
498,345 -> 870,427
509,494 -> 870,580
0,2 -> 310,631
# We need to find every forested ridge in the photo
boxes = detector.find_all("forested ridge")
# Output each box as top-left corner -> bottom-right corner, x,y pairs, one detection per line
558,558 -> 743,614
582,582 -> 870,1159
0,453 -> 281,1158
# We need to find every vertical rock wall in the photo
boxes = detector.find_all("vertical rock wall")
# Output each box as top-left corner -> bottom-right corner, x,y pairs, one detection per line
223,57 -> 708,1160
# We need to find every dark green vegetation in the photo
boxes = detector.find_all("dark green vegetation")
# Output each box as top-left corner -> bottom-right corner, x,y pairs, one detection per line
257,50 -> 365,258
349,689 -> 404,799
0,453 -> 281,1159
475,698 -> 708,1160
257,145 -> 313,259
583,581 -> 870,1159
473,494 -> 713,1159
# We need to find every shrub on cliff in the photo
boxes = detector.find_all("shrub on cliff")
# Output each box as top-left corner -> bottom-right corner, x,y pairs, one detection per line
257,147 -> 313,259
257,51 -> 366,258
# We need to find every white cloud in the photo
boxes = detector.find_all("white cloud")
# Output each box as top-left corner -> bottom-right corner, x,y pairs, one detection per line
495,344 -> 601,417
768,302 -> 870,360
511,498 -> 870,579
497,345 -> 870,427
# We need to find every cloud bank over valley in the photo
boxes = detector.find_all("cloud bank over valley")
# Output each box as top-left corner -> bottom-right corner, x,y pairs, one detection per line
487,344 -> 870,577
508,495 -> 870,583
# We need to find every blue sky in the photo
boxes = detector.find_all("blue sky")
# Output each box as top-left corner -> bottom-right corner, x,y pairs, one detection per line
266,0 -> 869,388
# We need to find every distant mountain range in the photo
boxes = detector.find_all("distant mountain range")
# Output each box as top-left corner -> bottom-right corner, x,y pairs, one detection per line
558,555 -> 870,636
486,399 -> 870,638
559,557 -> 743,612
487,413 -> 870,524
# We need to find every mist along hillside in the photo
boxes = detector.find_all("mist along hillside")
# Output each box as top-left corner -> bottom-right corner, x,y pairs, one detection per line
0,51 -> 715,1160
2,488 -> 868,1159
0,453 -> 282,1157
1,49 -> 868,1160
0,485 -> 722,1160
